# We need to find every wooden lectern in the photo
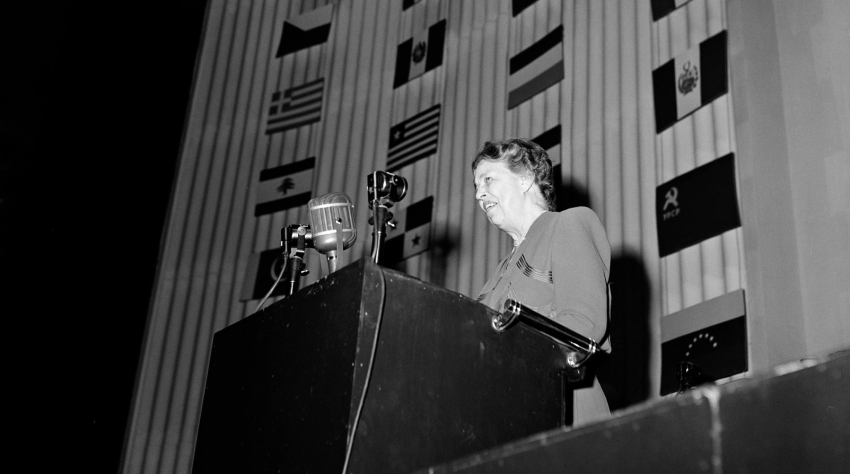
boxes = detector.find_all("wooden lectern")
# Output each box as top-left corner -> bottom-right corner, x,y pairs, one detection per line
192,260 -> 569,473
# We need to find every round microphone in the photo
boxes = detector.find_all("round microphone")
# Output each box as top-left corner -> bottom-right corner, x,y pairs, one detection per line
308,192 -> 356,272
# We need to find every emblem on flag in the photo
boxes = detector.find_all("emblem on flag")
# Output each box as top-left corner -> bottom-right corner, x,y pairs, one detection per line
413,42 -> 427,63
275,4 -> 334,57
677,61 -> 698,95
266,78 -> 324,135
652,30 -> 727,133
387,104 -> 441,171
660,289 -> 748,395
394,19 -> 447,88
254,158 -> 315,216
655,153 -> 741,257
383,196 -> 434,264
508,25 -> 564,109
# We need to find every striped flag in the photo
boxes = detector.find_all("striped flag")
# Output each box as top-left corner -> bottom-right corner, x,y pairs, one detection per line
275,4 -> 334,57
240,246 -> 289,301
387,104 -> 440,171
660,289 -> 747,395
511,0 -> 540,17
402,0 -> 424,10
265,78 -> 324,135
254,158 -> 315,216
394,19 -> 447,88
508,25 -> 564,109
651,0 -> 694,21
384,196 -> 434,264
532,125 -> 564,207
531,125 -> 561,167
652,31 -> 727,133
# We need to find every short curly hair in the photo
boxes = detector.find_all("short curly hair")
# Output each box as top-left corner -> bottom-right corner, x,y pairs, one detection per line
471,138 -> 556,211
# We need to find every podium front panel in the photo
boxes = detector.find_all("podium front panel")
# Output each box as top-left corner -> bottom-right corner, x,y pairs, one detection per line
347,269 -> 566,473
192,264 -> 368,473
193,260 -> 567,473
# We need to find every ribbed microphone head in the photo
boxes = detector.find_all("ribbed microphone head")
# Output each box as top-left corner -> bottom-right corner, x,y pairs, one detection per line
308,192 -> 356,254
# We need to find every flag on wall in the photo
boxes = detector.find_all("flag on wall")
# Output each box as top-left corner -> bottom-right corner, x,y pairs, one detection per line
531,125 -> 561,167
240,247 -> 289,301
266,78 -> 324,135
254,158 -> 315,216
532,125 -> 562,197
403,0 -> 424,10
651,0 -> 694,22
508,25 -> 564,109
275,4 -> 334,57
511,0 -> 540,17
652,30 -> 727,133
384,196 -> 434,264
394,19 -> 447,88
660,289 -> 747,395
387,104 -> 441,171
655,153 -> 740,257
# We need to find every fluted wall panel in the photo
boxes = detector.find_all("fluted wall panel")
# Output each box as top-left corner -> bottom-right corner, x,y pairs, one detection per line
124,1 -> 744,472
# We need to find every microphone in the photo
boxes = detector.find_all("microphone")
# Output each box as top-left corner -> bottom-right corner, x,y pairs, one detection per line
367,171 -> 408,264
308,192 -> 357,273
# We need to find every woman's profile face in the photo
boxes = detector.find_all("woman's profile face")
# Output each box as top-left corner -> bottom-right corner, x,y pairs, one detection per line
473,159 -> 527,233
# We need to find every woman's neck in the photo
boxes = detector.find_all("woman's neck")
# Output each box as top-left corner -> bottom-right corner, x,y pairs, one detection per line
507,205 -> 547,244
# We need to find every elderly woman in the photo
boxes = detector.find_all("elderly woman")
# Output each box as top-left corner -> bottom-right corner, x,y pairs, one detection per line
472,138 -> 612,426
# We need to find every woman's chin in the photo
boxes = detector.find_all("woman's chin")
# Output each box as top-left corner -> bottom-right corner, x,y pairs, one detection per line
490,216 -> 508,230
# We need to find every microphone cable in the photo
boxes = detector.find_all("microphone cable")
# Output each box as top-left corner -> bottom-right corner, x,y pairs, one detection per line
255,254 -> 288,312
341,265 -> 387,473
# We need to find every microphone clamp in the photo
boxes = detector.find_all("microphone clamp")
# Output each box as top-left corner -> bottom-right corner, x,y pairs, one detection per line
367,170 -> 408,209
281,224 -> 312,296
367,171 -> 408,265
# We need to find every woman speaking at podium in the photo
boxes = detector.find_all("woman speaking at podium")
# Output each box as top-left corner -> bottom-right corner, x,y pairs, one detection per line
472,138 -> 612,426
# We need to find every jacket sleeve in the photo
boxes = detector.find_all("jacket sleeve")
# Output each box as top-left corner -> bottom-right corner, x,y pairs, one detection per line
550,207 -> 611,346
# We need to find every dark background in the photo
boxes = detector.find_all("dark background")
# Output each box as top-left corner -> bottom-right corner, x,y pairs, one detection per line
2,1 -> 208,471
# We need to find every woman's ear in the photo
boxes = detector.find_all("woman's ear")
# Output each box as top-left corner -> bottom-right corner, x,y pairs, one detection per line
520,173 -> 535,193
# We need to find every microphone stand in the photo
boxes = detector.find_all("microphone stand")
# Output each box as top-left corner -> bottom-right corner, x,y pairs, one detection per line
369,204 -> 393,265
283,224 -> 311,296
367,170 -> 406,265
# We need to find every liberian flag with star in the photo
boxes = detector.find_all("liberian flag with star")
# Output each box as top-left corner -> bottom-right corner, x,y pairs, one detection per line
387,104 -> 441,171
